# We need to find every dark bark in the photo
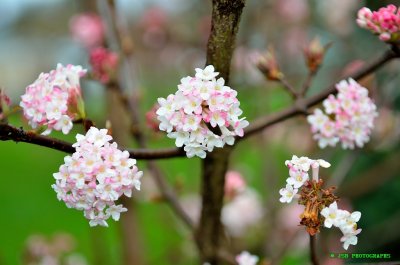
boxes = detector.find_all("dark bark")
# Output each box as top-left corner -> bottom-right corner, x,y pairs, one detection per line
196,0 -> 246,264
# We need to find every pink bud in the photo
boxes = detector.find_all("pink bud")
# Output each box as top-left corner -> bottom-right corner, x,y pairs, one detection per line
70,13 -> 104,48
225,171 -> 246,199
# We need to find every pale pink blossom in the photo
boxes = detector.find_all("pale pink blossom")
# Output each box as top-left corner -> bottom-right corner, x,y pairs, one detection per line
236,251 -> 259,265
156,65 -> 249,158
52,127 -> 142,227
224,171 -> 246,198
321,202 -> 362,250
279,184 -> 298,203
89,47 -> 119,84
222,189 -> 264,237
307,79 -> 378,149
20,64 -> 87,135
70,13 -> 104,48
357,5 -> 400,43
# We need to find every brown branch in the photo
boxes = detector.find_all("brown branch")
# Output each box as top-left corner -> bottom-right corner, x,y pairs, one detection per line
300,71 -> 315,97
309,235 -> 320,265
147,160 -> 195,229
0,123 -> 185,159
279,78 -> 298,99
0,123 -> 75,153
242,48 -> 400,140
196,0 -> 246,264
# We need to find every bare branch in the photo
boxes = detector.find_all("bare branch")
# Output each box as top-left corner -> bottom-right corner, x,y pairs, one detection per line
0,123 -> 75,153
279,78 -> 298,99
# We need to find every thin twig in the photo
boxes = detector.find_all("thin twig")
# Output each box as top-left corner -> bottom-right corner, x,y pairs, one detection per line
242,49 -> 400,140
309,235 -> 320,265
279,78 -> 298,99
300,71 -> 315,97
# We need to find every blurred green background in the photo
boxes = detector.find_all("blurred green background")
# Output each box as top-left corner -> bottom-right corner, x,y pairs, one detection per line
1,0 -> 400,264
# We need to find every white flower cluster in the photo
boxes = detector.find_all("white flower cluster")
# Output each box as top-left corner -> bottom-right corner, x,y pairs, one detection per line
156,65 -> 249,158
279,155 -> 330,203
52,127 -> 142,227
321,202 -> 362,250
307,79 -> 378,149
20,64 -> 87,135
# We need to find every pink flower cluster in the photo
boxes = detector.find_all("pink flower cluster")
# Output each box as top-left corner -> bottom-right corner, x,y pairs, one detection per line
156,65 -> 249,158
52,127 -> 142,227
357,5 -> 400,42
307,79 -> 378,149
89,47 -> 119,84
279,156 -> 331,203
321,202 -> 362,250
20,64 -> 87,135
70,13 -> 104,49
224,170 -> 246,199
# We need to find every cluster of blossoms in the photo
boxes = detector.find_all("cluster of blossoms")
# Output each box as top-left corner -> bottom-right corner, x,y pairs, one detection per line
357,5 -> 400,42
89,47 -> 119,84
279,155 -> 362,250
321,202 -> 362,250
236,251 -> 259,265
279,155 -> 331,204
52,127 -> 142,227
156,65 -> 249,158
307,79 -> 378,149
20,64 -> 87,135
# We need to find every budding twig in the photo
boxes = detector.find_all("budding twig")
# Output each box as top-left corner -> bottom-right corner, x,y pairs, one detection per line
241,48 -> 400,140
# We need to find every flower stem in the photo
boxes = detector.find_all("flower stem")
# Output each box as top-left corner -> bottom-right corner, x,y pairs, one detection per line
309,235 -> 320,265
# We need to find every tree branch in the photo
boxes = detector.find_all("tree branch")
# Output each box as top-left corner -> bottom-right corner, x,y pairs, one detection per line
242,49 -> 400,140
0,123 -> 185,159
196,0 -> 246,264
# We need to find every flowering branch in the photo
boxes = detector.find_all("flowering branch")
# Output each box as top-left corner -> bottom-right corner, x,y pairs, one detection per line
242,48 -> 400,140
0,123 -> 185,159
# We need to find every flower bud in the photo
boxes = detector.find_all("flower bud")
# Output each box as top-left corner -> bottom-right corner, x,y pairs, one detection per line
255,48 -> 283,81
303,37 -> 331,73
89,47 -> 119,85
